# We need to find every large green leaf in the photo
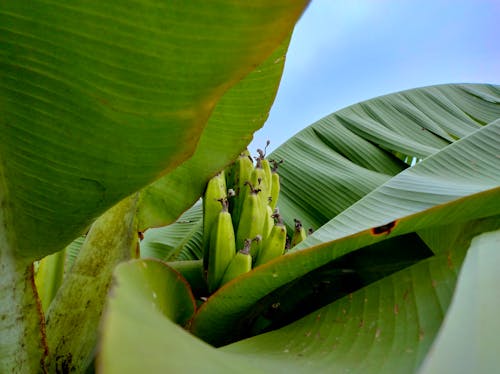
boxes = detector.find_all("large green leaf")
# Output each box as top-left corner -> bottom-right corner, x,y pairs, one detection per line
270,84 -> 500,232
419,229 -> 500,373
190,119 -> 500,346
137,37 -> 294,230
222,220 -> 500,373
99,259 -> 227,374
0,3 -> 308,370
139,84 -> 500,264
99,85 -> 500,372
129,85 -> 500,357
99,218 -> 500,373
0,0 -> 308,260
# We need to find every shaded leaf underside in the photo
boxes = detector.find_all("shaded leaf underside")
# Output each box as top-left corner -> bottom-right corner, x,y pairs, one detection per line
141,201 -> 203,261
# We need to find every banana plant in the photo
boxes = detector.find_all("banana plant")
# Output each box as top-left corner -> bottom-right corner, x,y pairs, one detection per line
131,84 -> 500,372
0,1 -> 308,372
2,2 -> 499,374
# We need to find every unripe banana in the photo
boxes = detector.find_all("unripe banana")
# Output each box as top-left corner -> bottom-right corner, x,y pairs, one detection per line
269,160 -> 283,210
230,151 -> 254,228
255,213 -> 287,267
203,171 -> 227,276
257,146 -> 273,203
261,159 -> 272,196
207,198 -> 236,293
250,157 -> 268,203
225,149 -> 250,191
236,182 -> 265,258
262,205 -> 274,241
291,218 -> 307,248
220,239 -> 252,286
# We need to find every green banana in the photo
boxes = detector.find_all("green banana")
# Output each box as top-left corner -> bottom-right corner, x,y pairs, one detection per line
220,239 -> 252,286
250,158 -> 267,195
207,198 -> 236,293
257,145 -> 272,203
203,171 -> 227,276
291,218 -> 307,248
261,159 -> 272,193
230,151 -> 254,228
269,160 -> 283,210
236,182 -> 265,258
255,212 -> 287,267
262,205 -> 274,241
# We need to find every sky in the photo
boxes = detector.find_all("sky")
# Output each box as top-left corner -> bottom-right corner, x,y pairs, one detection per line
250,0 -> 500,155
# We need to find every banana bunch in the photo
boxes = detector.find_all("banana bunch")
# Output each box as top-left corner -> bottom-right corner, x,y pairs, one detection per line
202,146 -> 310,293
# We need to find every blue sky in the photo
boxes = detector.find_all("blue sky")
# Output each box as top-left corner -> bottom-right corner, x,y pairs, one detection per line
250,0 -> 500,154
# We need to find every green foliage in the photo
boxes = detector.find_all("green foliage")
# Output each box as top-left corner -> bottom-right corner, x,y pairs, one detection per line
98,84 -> 500,373
419,229 -> 500,373
0,1 -> 308,372
1,1 -> 499,373
0,0 -> 306,260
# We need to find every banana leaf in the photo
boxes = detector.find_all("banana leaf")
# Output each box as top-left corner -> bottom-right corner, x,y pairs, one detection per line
101,84 -> 500,372
0,2 -> 308,372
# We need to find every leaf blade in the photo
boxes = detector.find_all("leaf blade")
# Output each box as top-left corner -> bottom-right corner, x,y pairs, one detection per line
0,0 -> 308,259
190,119 -> 500,346
419,229 -> 500,374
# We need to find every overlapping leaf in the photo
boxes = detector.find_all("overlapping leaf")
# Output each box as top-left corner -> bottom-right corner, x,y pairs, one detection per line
271,84 -> 500,232
190,119 -> 500,345
137,38 -> 295,230
221,220 -> 500,373
0,0 -> 308,260
99,259 -> 238,374
140,84 -> 500,261
100,218 -> 500,373
419,229 -> 500,373
101,84 -> 500,372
